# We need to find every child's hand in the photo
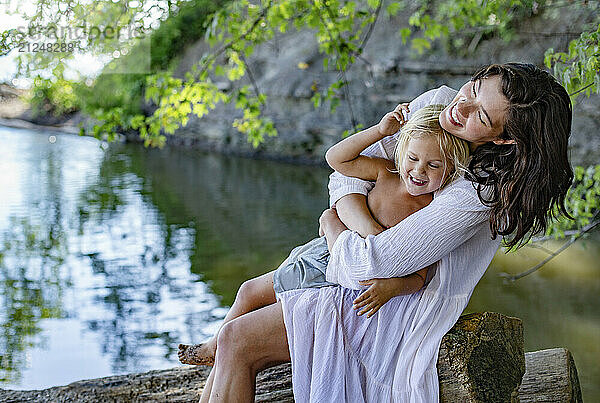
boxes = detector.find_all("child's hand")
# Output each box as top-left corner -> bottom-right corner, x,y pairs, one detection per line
353,278 -> 400,318
377,103 -> 409,137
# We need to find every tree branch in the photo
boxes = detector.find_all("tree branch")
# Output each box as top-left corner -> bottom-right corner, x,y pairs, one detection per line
569,81 -> 596,97
356,0 -> 383,55
524,243 -> 556,256
340,69 -> 357,129
500,217 -> 600,282
196,0 -> 273,80
531,230 -> 582,243
239,53 -> 262,104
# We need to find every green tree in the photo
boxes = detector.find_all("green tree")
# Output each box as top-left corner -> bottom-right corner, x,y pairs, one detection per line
3,1 -> 599,146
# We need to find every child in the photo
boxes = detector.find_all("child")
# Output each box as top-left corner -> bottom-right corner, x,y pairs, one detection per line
178,103 -> 470,366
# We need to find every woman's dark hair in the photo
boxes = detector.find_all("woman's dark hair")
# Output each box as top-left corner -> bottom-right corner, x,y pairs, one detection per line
466,63 -> 573,249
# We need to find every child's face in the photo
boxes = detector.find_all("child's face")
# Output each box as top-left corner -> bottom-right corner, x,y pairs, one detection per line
401,136 -> 447,196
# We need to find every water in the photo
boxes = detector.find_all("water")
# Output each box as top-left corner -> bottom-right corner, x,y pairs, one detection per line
0,126 -> 598,399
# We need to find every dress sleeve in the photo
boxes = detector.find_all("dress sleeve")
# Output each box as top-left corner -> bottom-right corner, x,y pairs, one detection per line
327,140 -> 383,206
325,181 -> 490,289
328,86 -> 457,206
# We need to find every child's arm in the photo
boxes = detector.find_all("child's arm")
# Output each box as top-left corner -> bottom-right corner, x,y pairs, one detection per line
352,266 -> 430,318
325,104 -> 409,181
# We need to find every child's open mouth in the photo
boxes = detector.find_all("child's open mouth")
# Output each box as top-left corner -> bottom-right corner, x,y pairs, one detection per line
409,175 -> 428,186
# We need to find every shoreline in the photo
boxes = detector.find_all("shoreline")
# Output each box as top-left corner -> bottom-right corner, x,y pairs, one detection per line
0,115 -> 330,167
0,117 -> 80,135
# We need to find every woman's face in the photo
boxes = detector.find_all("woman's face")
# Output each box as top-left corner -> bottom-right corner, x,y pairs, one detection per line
439,75 -> 510,146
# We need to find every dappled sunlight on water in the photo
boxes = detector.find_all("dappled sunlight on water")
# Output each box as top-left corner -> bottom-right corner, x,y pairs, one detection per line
0,126 -> 598,400
0,127 -> 228,387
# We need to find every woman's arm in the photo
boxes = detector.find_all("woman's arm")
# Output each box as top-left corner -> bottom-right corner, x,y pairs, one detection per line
320,209 -> 434,315
323,183 -> 492,289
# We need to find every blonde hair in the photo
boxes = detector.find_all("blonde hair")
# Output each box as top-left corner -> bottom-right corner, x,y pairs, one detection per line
393,104 -> 470,190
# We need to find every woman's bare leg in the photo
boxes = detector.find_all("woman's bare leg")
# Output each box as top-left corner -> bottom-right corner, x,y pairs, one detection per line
179,270 -> 278,365
199,368 -> 216,403
202,301 -> 290,402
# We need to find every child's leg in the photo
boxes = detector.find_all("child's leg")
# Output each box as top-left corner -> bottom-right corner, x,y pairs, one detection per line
178,270 -> 277,365
179,236 -> 329,366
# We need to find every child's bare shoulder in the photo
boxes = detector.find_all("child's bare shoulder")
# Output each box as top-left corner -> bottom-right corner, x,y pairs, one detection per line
372,158 -> 396,175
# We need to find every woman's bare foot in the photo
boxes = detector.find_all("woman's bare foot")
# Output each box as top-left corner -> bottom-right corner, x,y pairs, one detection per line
178,341 -> 216,366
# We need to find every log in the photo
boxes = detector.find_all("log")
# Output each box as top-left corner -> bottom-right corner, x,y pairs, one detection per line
437,312 -> 525,402
518,348 -> 583,403
0,312 -> 580,403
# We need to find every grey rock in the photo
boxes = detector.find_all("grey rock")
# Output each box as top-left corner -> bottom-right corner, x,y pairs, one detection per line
164,4 -> 600,166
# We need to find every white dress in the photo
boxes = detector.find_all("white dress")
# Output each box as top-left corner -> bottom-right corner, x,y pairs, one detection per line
277,86 -> 502,402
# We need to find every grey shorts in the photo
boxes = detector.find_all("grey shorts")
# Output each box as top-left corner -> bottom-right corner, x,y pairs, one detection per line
273,236 -> 336,294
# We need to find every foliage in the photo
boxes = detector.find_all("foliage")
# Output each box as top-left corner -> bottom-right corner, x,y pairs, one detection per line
17,0 -> 229,143
80,73 -> 146,116
537,14 -> 600,272
5,0 -> 172,124
6,0 -> 598,147
406,0 -> 540,53
28,75 -> 81,118
546,165 -> 600,237
545,21 -> 600,99
150,0 -> 230,71
93,0 -> 552,147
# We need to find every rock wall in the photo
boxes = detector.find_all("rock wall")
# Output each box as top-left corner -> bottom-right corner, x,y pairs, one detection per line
167,2 -> 600,166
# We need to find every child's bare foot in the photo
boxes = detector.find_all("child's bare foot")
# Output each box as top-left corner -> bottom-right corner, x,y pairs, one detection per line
178,342 -> 216,366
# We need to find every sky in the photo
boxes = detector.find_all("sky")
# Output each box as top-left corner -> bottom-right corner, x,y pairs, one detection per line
0,0 -> 152,87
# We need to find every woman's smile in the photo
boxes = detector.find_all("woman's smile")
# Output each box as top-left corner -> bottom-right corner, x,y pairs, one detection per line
447,103 -> 463,127
439,76 -> 508,145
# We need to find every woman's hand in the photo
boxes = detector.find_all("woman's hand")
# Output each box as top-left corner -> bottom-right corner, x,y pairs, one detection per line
318,207 -> 348,250
377,103 -> 409,137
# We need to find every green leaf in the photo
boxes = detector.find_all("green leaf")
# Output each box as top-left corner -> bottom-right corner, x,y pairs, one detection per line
399,27 -> 411,44
386,2 -> 402,16
311,92 -> 321,108
411,37 -> 431,53
367,0 -> 380,9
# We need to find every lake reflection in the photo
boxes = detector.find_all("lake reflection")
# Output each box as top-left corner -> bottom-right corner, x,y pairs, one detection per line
0,126 -> 329,388
0,126 -> 598,400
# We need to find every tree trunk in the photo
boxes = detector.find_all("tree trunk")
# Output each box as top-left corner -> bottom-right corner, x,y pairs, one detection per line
518,348 -> 583,403
437,312 -> 525,402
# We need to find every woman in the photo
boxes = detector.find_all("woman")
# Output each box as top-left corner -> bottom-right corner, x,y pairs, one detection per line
198,63 -> 573,402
